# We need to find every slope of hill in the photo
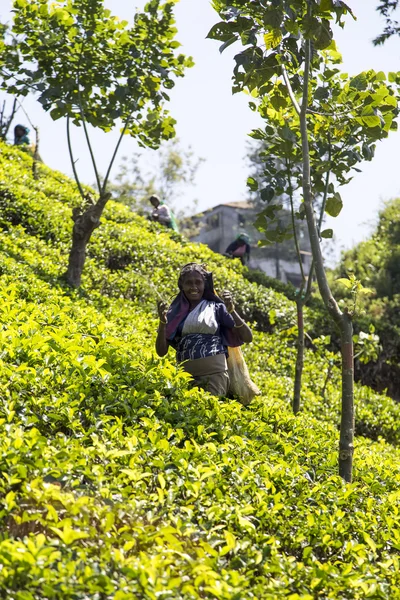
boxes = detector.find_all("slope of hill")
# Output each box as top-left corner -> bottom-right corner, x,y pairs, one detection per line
1,142 -> 400,598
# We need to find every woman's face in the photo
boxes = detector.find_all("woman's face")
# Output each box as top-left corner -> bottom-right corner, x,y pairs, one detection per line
181,271 -> 205,303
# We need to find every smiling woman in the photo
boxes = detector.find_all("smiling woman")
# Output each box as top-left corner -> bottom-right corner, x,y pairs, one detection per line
156,263 -> 253,397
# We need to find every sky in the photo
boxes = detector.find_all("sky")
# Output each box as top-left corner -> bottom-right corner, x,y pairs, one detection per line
1,0 -> 400,262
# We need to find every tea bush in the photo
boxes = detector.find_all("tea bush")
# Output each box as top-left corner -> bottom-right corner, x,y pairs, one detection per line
1,142 -> 400,598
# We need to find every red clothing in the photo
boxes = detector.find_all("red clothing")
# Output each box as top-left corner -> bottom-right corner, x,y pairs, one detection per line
232,244 -> 246,257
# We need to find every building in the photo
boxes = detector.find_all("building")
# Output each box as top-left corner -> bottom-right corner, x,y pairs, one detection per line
190,201 -> 312,286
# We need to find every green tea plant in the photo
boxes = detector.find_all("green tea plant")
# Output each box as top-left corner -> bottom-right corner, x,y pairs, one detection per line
1,140 -> 400,597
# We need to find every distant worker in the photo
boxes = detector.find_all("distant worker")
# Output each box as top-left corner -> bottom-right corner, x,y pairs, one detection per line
225,233 -> 251,265
149,195 -> 179,233
14,124 -> 30,146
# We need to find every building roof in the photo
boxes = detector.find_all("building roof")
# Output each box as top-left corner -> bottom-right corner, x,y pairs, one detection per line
192,201 -> 253,217
223,201 -> 253,209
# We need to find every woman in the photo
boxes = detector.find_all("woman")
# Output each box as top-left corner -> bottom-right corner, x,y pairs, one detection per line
156,263 -> 253,396
14,124 -> 30,146
225,232 -> 251,265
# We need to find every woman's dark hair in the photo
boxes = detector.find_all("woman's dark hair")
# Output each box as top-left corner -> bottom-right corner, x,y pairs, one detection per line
14,124 -> 27,134
178,263 -> 213,292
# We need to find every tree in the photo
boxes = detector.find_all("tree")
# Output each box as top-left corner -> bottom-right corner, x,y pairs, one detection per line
209,0 -> 399,482
245,48 -> 395,415
0,0 -> 193,287
374,1 -> 400,44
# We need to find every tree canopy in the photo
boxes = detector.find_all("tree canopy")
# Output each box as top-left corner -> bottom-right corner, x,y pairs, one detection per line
1,0 -> 193,149
0,0 -> 194,287
374,0 -> 400,44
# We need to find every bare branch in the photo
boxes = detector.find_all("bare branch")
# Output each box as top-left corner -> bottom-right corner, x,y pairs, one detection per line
102,113 -> 134,195
282,65 -> 301,116
304,136 -> 332,302
300,31 -> 341,322
76,40 -> 102,192
67,115 -> 85,200
15,99 -> 35,131
77,93 -> 102,193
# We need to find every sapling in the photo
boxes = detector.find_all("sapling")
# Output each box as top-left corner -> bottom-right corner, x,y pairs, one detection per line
209,0 -> 399,481
0,0 -> 193,287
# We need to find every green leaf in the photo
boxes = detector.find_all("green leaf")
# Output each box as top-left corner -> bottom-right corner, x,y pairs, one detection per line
263,30 -> 282,50
349,73 -> 368,91
314,20 -> 333,50
314,87 -> 330,101
220,530 -> 237,555
326,194 -> 343,217
320,228 -> 333,239
263,9 -> 283,30
50,522 -> 90,545
206,22 -> 233,42
280,125 -> 298,143
363,532 -> 377,553
247,177 -> 258,191
380,94 -> 397,108
374,71 -> 386,82
336,278 -> 353,289
260,186 -> 275,202
219,37 -> 238,53
358,107 -> 381,128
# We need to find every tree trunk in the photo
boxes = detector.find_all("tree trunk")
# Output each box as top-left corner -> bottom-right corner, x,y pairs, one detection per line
293,298 -> 304,414
297,35 -> 354,482
65,193 -> 110,288
338,312 -> 354,482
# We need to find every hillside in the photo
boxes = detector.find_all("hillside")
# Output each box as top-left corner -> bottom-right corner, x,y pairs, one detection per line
1,142 -> 400,598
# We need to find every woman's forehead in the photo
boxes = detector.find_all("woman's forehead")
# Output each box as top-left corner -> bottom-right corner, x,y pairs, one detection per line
182,271 -> 204,280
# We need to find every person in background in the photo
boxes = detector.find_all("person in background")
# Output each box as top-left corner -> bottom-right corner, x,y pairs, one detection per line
149,195 -> 179,233
225,232 -> 251,265
14,124 -> 30,146
156,263 -> 252,396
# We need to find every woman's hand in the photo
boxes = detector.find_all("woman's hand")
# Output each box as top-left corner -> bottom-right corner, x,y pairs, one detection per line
222,290 -> 234,313
157,300 -> 168,323
222,290 -> 253,343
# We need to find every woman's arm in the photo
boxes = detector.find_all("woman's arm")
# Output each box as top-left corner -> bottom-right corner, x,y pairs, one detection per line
221,291 -> 253,343
155,301 -> 170,357
225,241 -> 236,254
230,309 -> 253,343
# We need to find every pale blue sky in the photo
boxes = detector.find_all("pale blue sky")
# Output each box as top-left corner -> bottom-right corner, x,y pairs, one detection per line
1,0 -> 400,259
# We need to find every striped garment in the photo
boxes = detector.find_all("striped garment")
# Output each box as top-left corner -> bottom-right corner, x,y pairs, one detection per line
176,300 -> 234,362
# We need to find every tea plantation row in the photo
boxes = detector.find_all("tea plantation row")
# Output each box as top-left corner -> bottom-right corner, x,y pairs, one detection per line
0,143 -> 400,598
